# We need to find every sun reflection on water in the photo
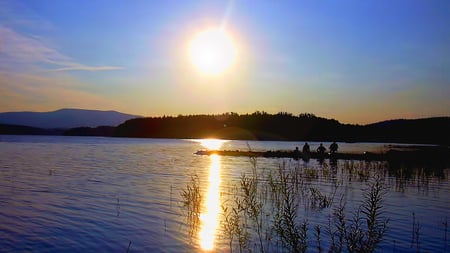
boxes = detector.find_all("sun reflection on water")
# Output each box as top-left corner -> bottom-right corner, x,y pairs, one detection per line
197,138 -> 228,150
199,154 -> 221,250
197,139 -> 225,250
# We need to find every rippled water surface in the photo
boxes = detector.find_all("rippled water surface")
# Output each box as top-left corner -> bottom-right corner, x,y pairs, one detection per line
0,135 -> 448,252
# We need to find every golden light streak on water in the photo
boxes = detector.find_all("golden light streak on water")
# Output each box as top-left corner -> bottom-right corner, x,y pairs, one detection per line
198,153 -> 222,250
197,138 -> 228,150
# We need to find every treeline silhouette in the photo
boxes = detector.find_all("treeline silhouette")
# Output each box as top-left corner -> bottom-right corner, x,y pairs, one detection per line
4,111 -> 448,145
111,112 -> 450,145
0,124 -> 64,135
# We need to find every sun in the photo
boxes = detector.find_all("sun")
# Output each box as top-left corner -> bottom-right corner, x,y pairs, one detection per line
188,28 -> 237,76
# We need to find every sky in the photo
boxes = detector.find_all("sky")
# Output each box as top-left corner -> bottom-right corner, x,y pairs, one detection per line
1,0 -> 449,124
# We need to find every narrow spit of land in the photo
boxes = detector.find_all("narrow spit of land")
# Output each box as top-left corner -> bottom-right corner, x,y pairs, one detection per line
195,145 -> 450,163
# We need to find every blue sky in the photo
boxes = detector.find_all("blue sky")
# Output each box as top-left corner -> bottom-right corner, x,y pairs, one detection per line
1,0 -> 449,124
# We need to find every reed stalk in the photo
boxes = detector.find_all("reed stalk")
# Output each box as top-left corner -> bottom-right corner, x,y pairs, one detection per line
180,159 -> 401,252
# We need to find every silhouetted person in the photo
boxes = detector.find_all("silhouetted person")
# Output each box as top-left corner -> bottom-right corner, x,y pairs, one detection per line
302,142 -> 310,153
317,143 -> 326,154
293,146 -> 300,159
330,142 -> 338,154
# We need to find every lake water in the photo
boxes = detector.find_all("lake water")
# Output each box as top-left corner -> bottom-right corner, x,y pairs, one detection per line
0,135 -> 448,252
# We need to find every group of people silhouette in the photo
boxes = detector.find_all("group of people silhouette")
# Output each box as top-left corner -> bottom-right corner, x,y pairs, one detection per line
294,141 -> 338,158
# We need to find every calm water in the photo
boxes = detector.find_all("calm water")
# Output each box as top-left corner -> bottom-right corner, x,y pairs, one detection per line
0,135 -> 448,252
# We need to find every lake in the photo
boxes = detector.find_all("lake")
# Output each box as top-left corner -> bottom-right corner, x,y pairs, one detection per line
0,135 -> 448,252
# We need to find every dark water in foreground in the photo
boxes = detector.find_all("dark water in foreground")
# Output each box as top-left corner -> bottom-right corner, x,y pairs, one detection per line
0,135 -> 448,252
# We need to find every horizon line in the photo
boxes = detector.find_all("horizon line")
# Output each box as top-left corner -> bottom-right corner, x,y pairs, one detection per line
1,108 -> 448,126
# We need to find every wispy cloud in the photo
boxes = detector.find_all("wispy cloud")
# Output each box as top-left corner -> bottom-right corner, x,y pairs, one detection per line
0,1 -> 123,112
0,25 -> 122,72
46,65 -> 124,72
0,71 -> 115,112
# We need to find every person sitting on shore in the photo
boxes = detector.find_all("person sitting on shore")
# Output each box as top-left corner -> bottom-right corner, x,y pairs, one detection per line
302,142 -> 310,153
317,143 -> 326,155
330,141 -> 338,154
293,146 -> 300,159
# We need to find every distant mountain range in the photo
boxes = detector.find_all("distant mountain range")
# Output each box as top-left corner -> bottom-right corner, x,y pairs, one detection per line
0,108 -> 141,129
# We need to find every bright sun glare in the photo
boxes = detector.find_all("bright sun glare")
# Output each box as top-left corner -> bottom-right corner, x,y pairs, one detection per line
197,139 -> 228,150
188,28 -> 237,76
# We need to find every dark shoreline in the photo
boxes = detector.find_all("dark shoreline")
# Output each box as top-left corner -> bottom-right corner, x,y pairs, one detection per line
195,145 -> 450,163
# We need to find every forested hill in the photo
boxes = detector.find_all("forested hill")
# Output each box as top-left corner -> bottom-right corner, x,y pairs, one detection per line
114,112 -> 450,145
